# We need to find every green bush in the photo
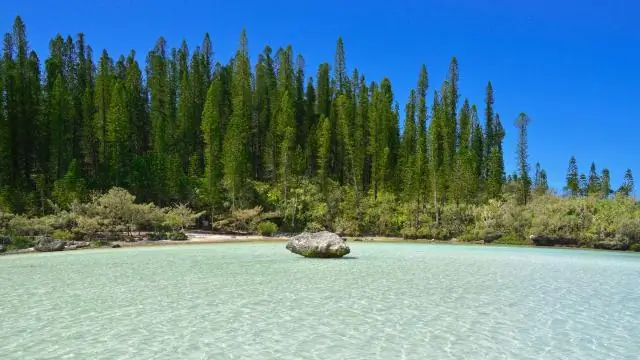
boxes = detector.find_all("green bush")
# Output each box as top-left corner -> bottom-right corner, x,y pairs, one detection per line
168,231 -> 188,240
304,222 -> 325,233
492,233 -> 531,246
629,244 -> 640,252
9,236 -> 35,250
90,240 -> 111,247
148,232 -> 167,241
52,230 -> 73,240
257,221 -> 278,236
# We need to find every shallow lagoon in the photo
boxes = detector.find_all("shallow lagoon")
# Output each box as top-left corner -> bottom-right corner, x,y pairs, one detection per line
1,243 -> 639,359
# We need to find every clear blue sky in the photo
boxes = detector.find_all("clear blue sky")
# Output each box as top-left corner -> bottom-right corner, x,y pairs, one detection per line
2,0 -> 639,192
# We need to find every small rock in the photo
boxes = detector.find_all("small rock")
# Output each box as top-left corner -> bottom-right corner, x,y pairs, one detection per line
111,244 -> 121,248
0,244 -> 5,253
286,231 -> 350,258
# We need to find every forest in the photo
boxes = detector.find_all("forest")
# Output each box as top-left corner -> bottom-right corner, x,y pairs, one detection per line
1,16 -> 639,251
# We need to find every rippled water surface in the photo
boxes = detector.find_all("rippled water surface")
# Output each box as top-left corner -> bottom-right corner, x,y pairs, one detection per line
2,243 -> 640,359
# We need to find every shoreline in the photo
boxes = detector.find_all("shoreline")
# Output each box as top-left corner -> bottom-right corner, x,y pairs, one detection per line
2,233 -> 636,256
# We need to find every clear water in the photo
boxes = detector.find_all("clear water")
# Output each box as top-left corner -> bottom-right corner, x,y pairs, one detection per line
1,243 -> 640,360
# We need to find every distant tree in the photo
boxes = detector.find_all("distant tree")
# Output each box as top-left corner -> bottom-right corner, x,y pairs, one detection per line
586,162 -> 601,196
515,112 -> 531,204
618,169 -> 634,197
565,156 -> 579,196
223,30 -> 252,210
533,163 -> 549,196
600,168 -> 612,199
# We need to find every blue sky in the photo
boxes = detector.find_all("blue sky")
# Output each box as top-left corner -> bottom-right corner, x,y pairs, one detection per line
2,0 -> 639,192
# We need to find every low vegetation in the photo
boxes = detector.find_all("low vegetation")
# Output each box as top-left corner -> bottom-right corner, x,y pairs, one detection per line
0,188 -> 203,249
1,184 -> 639,252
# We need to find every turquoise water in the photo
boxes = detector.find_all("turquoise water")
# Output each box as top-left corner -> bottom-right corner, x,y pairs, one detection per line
1,243 -> 640,359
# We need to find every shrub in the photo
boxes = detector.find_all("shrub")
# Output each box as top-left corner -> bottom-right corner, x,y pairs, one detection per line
629,243 -> 640,252
148,232 -> 167,241
492,233 -> 531,246
257,221 -> 278,236
304,222 -> 325,233
168,231 -> 188,241
90,240 -> 111,248
52,230 -> 73,240
9,236 -> 34,250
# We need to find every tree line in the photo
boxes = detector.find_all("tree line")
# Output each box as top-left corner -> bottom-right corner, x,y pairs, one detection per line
0,16 -> 635,237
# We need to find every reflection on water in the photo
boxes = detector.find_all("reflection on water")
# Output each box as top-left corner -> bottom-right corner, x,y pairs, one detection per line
1,243 -> 639,359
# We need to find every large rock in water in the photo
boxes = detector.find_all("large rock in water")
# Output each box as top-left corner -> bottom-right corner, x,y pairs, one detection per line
34,236 -> 65,252
286,231 -> 350,258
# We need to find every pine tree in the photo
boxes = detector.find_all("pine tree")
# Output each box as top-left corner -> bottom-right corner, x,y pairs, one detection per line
429,91 -> 445,223
401,90 -> 417,197
303,77 -> 317,176
579,173 -> 588,196
470,105 -> 484,199
316,63 -> 331,120
0,55 -> 10,189
600,168 -> 611,199
415,65 -> 429,204
277,90 -> 296,208
484,82 -> 494,162
93,49 -> 113,186
201,73 -> 225,213
334,37 -> 348,95
533,163 -> 549,196
587,162 -> 601,196
48,75 -> 72,181
486,114 -> 505,199
316,114 -> 331,191
515,112 -> 531,204
565,156 -> 579,196
222,30 -> 252,210
618,169 -> 634,197
106,80 -> 130,186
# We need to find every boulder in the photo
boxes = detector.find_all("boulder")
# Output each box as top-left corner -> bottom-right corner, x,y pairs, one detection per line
0,244 -> 5,253
593,240 -> 628,251
34,236 -> 65,252
529,234 -> 578,247
111,244 -> 121,248
286,231 -> 350,258
480,231 -> 503,243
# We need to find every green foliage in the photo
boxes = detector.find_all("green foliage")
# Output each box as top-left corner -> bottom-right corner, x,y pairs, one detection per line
168,231 -> 188,240
52,230 -> 73,240
164,203 -> 204,231
257,221 -> 278,236
0,17 -> 639,252
629,244 -> 640,252
8,236 -> 34,250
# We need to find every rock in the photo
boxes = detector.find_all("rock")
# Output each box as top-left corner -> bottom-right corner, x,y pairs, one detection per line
34,236 -> 65,252
530,234 -> 578,247
0,235 -> 11,245
286,231 -> 350,258
67,241 -> 89,249
480,231 -> 502,243
593,240 -> 628,251
0,244 -> 5,253
111,244 -> 121,248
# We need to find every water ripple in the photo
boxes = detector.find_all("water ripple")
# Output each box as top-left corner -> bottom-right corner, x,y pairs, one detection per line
1,244 -> 640,359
